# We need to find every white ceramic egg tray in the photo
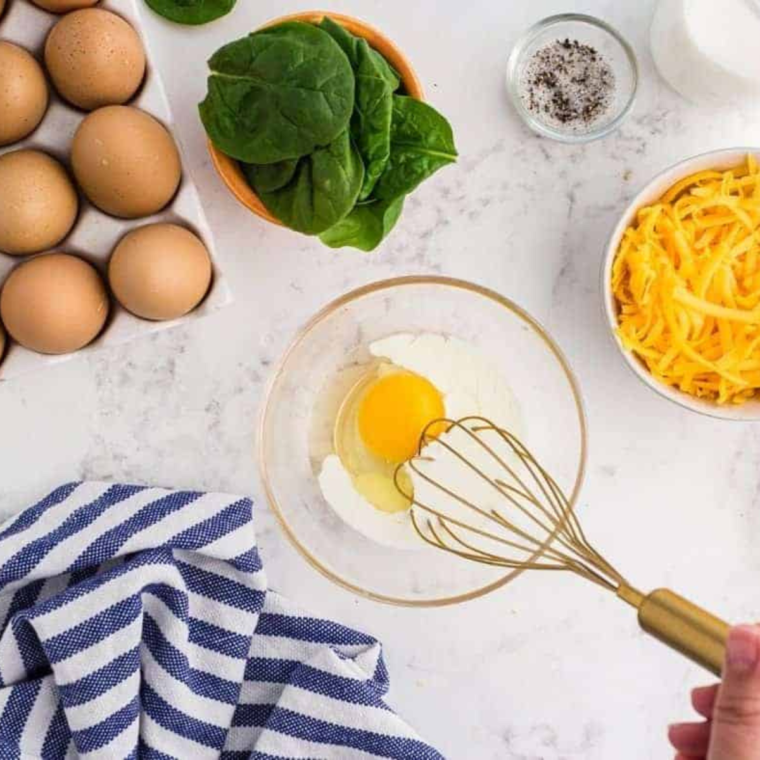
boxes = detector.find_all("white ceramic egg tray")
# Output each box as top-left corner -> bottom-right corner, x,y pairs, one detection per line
0,0 -> 231,380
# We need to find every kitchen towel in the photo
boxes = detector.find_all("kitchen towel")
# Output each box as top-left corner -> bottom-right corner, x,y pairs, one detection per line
0,482 -> 443,759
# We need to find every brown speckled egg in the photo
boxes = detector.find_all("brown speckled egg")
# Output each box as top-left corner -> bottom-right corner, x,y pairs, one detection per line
0,150 -> 78,256
44,8 -> 145,111
31,0 -> 99,12
72,106 -> 181,218
0,253 -> 109,354
109,224 -> 212,321
0,42 -> 49,147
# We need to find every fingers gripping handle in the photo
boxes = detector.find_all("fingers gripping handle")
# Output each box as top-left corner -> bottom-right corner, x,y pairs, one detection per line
618,586 -> 731,676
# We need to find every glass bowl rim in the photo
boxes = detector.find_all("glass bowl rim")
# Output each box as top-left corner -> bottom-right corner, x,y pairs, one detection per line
506,13 -> 639,144
257,275 -> 589,607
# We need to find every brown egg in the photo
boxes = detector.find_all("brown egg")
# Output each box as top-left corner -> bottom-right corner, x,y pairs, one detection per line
0,0 -> 6,18
0,150 -> 78,256
0,253 -> 109,354
0,42 -> 49,147
109,224 -> 212,321
31,0 -> 99,12
72,106 -> 181,218
44,8 -> 145,111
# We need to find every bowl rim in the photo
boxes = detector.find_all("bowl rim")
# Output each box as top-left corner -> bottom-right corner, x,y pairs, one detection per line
601,146 -> 760,421
257,275 -> 589,607
207,10 -> 425,226
505,13 -> 639,144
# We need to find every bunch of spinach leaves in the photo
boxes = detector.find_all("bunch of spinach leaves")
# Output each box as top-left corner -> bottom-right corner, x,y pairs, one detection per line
145,0 -> 236,25
200,18 -> 457,251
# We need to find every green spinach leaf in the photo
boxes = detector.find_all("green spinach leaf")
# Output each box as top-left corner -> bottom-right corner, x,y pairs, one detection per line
319,19 -> 396,199
374,95 -> 457,201
351,40 -> 395,200
319,17 -> 400,91
320,196 -> 405,251
145,0 -> 236,25
243,158 -> 298,193
199,22 -> 355,164
246,131 -> 364,235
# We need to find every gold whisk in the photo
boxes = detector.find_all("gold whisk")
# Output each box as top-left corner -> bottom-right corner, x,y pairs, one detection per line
395,416 -> 731,676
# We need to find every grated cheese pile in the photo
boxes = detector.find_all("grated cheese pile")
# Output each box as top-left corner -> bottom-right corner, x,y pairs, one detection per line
612,155 -> 760,405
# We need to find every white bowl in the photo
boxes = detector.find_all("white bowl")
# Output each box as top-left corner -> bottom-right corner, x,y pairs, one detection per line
602,147 -> 760,421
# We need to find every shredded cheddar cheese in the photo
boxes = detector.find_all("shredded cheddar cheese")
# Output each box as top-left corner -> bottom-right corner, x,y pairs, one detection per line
612,155 -> 760,405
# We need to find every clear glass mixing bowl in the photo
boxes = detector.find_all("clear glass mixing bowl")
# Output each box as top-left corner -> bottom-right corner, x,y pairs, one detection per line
258,277 -> 587,606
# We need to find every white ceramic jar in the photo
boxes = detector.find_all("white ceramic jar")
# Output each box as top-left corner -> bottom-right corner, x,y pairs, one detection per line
650,0 -> 760,105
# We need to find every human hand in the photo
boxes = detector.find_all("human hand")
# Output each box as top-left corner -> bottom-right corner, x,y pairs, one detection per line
668,625 -> 760,759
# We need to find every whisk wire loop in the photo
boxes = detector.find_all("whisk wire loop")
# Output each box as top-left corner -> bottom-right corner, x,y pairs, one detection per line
397,417 -> 629,593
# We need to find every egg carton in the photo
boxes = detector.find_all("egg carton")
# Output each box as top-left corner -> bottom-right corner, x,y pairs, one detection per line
0,0 -> 232,380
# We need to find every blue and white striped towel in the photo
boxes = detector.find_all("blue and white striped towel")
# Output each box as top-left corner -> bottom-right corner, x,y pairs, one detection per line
0,482 -> 443,759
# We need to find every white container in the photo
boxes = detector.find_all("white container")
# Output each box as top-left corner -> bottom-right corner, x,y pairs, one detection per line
0,0 -> 232,381
650,0 -> 760,105
602,148 -> 760,421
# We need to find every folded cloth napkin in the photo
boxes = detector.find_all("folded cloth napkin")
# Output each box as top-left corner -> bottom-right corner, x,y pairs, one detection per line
0,482 -> 443,759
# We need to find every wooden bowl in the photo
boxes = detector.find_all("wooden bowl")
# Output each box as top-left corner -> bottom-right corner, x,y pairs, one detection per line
206,11 -> 425,227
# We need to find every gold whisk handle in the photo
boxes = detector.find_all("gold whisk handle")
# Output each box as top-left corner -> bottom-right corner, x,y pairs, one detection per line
618,585 -> 731,677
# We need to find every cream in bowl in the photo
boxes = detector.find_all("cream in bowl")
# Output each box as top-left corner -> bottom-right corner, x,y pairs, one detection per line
604,148 -> 760,419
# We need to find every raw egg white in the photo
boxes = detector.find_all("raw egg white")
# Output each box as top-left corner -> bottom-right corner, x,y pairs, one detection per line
318,333 -> 522,549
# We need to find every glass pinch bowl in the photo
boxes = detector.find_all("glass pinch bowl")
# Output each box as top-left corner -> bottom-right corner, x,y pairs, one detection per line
258,277 -> 587,606
506,13 -> 638,143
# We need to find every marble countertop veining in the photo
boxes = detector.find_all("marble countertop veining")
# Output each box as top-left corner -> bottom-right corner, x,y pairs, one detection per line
2,0 -> 760,758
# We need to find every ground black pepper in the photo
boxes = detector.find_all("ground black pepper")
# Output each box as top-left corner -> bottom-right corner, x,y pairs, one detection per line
520,38 -> 616,132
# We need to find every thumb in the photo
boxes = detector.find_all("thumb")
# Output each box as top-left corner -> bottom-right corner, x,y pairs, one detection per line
709,625 -> 760,760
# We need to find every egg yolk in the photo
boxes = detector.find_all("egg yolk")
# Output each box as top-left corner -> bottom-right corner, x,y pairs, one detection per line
357,372 -> 446,464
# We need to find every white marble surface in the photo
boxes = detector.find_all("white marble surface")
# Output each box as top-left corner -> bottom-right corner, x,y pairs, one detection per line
1,0 -> 760,757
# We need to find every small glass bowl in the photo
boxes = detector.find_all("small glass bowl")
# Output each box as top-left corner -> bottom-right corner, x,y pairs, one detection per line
506,14 -> 638,143
258,277 -> 587,607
